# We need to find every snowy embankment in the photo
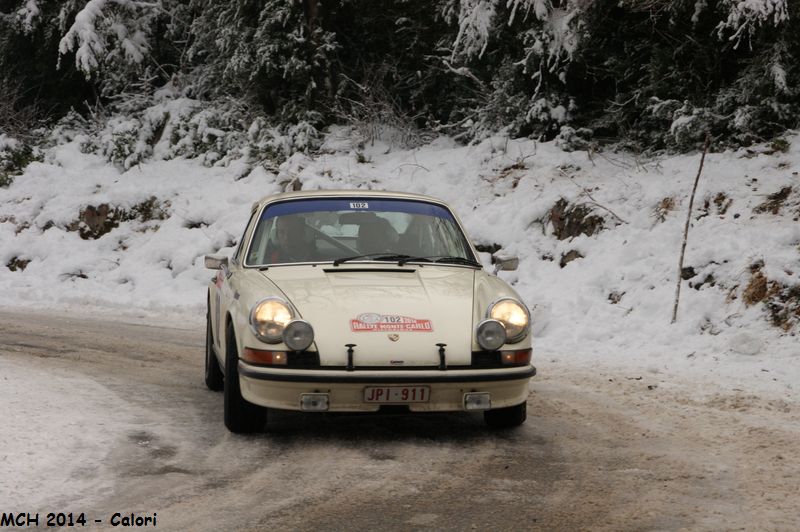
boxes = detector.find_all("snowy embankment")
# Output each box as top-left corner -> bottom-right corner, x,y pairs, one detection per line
1,128 -> 798,396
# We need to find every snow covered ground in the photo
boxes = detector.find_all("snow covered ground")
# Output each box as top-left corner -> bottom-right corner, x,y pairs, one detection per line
2,310 -> 799,529
1,355 -> 130,509
1,127 -> 799,398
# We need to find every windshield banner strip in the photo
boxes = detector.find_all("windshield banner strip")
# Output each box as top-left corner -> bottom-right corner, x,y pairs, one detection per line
262,199 -> 456,220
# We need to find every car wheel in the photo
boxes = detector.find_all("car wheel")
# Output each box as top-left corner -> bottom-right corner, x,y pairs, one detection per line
484,402 -> 526,429
224,324 -> 267,433
204,310 -> 224,391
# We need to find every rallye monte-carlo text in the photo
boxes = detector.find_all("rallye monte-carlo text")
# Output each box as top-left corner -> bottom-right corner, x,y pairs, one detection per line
204,190 -> 535,432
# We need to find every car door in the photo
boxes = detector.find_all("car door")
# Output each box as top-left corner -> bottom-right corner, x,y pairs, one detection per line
210,207 -> 261,358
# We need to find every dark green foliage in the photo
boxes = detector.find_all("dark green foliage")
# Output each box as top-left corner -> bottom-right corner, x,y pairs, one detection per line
0,2 -> 94,117
570,0 -> 800,150
0,140 -> 38,187
1,0 -> 798,155
187,0 -> 337,124
326,1 -> 451,126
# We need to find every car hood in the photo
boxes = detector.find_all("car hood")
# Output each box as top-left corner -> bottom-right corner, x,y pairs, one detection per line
262,265 -> 476,367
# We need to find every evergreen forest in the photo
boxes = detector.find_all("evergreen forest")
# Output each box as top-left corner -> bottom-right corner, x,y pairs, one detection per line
1,0 -> 799,171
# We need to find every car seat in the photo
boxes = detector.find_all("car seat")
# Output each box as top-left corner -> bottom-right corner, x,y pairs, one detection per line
357,217 -> 398,255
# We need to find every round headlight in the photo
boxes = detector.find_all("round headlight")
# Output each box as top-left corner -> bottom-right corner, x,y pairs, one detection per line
488,298 -> 530,343
283,320 -> 314,351
476,319 -> 507,351
250,297 -> 293,343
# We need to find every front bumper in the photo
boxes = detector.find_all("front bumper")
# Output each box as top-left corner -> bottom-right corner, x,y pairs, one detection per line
238,362 -> 535,412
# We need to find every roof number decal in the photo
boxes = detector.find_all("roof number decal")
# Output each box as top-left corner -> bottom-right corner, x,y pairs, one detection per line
349,202 -> 369,209
351,313 -> 433,332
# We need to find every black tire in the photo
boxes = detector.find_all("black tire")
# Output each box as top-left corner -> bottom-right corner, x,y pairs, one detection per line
223,324 -> 267,433
484,402 -> 527,429
204,310 -> 224,391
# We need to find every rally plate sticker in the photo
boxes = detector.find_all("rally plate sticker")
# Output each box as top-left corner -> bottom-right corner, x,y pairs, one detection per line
350,313 -> 433,332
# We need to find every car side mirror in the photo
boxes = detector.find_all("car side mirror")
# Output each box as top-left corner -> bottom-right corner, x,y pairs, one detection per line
205,254 -> 229,270
493,254 -> 518,273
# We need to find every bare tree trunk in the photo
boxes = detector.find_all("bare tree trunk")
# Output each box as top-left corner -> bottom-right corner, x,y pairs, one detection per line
304,0 -> 318,31
303,0 -> 320,108
672,134 -> 711,324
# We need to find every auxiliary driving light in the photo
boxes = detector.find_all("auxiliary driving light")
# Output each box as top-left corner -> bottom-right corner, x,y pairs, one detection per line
464,392 -> 492,411
476,319 -> 507,351
300,393 -> 330,412
283,320 -> 314,351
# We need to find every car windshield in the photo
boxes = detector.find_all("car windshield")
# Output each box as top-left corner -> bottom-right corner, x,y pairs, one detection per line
245,198 -> 477,266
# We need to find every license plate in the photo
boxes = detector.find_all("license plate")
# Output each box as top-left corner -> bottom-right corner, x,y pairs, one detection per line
363,386 -> 430,403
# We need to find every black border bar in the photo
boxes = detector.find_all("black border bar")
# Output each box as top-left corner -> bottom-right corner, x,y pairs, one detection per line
238,363 -> 536,383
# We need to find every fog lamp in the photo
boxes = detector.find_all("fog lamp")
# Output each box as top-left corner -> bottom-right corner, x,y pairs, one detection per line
283,320 -> 314,351
476,319 -> 506,351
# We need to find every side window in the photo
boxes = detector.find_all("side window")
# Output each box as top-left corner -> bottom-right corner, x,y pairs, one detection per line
248,217 -> 275,264
432,217 -> 472,257
233,209 -> 260,266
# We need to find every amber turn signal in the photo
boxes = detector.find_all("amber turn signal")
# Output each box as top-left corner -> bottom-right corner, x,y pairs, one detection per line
242,348 -> 288,365
500,348 -> 532,365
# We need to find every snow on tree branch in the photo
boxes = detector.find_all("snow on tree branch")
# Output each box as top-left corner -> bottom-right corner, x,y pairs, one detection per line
507,0 -> 550,25
58,0 -> 155,76
716,0 -> 789,49
451,0 -> 586,66
543,6 -> 581,60
15,0 -> 41,33
452,0 -> 498,60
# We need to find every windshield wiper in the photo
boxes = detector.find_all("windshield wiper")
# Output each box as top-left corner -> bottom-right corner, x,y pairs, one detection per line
396,255 -> 482,267
395,256 -> 434,266
430,256 -> 483,267
333,254 -> 481,268
333,253 -> 416,266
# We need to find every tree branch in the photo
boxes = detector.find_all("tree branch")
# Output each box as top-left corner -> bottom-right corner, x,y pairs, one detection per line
672,133 -> 711,324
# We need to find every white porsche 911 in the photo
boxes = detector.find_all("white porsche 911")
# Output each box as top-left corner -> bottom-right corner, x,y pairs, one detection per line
204,190 -> 535,433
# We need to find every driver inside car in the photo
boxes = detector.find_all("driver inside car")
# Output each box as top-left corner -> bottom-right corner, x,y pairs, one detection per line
267,216 -> 306,263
